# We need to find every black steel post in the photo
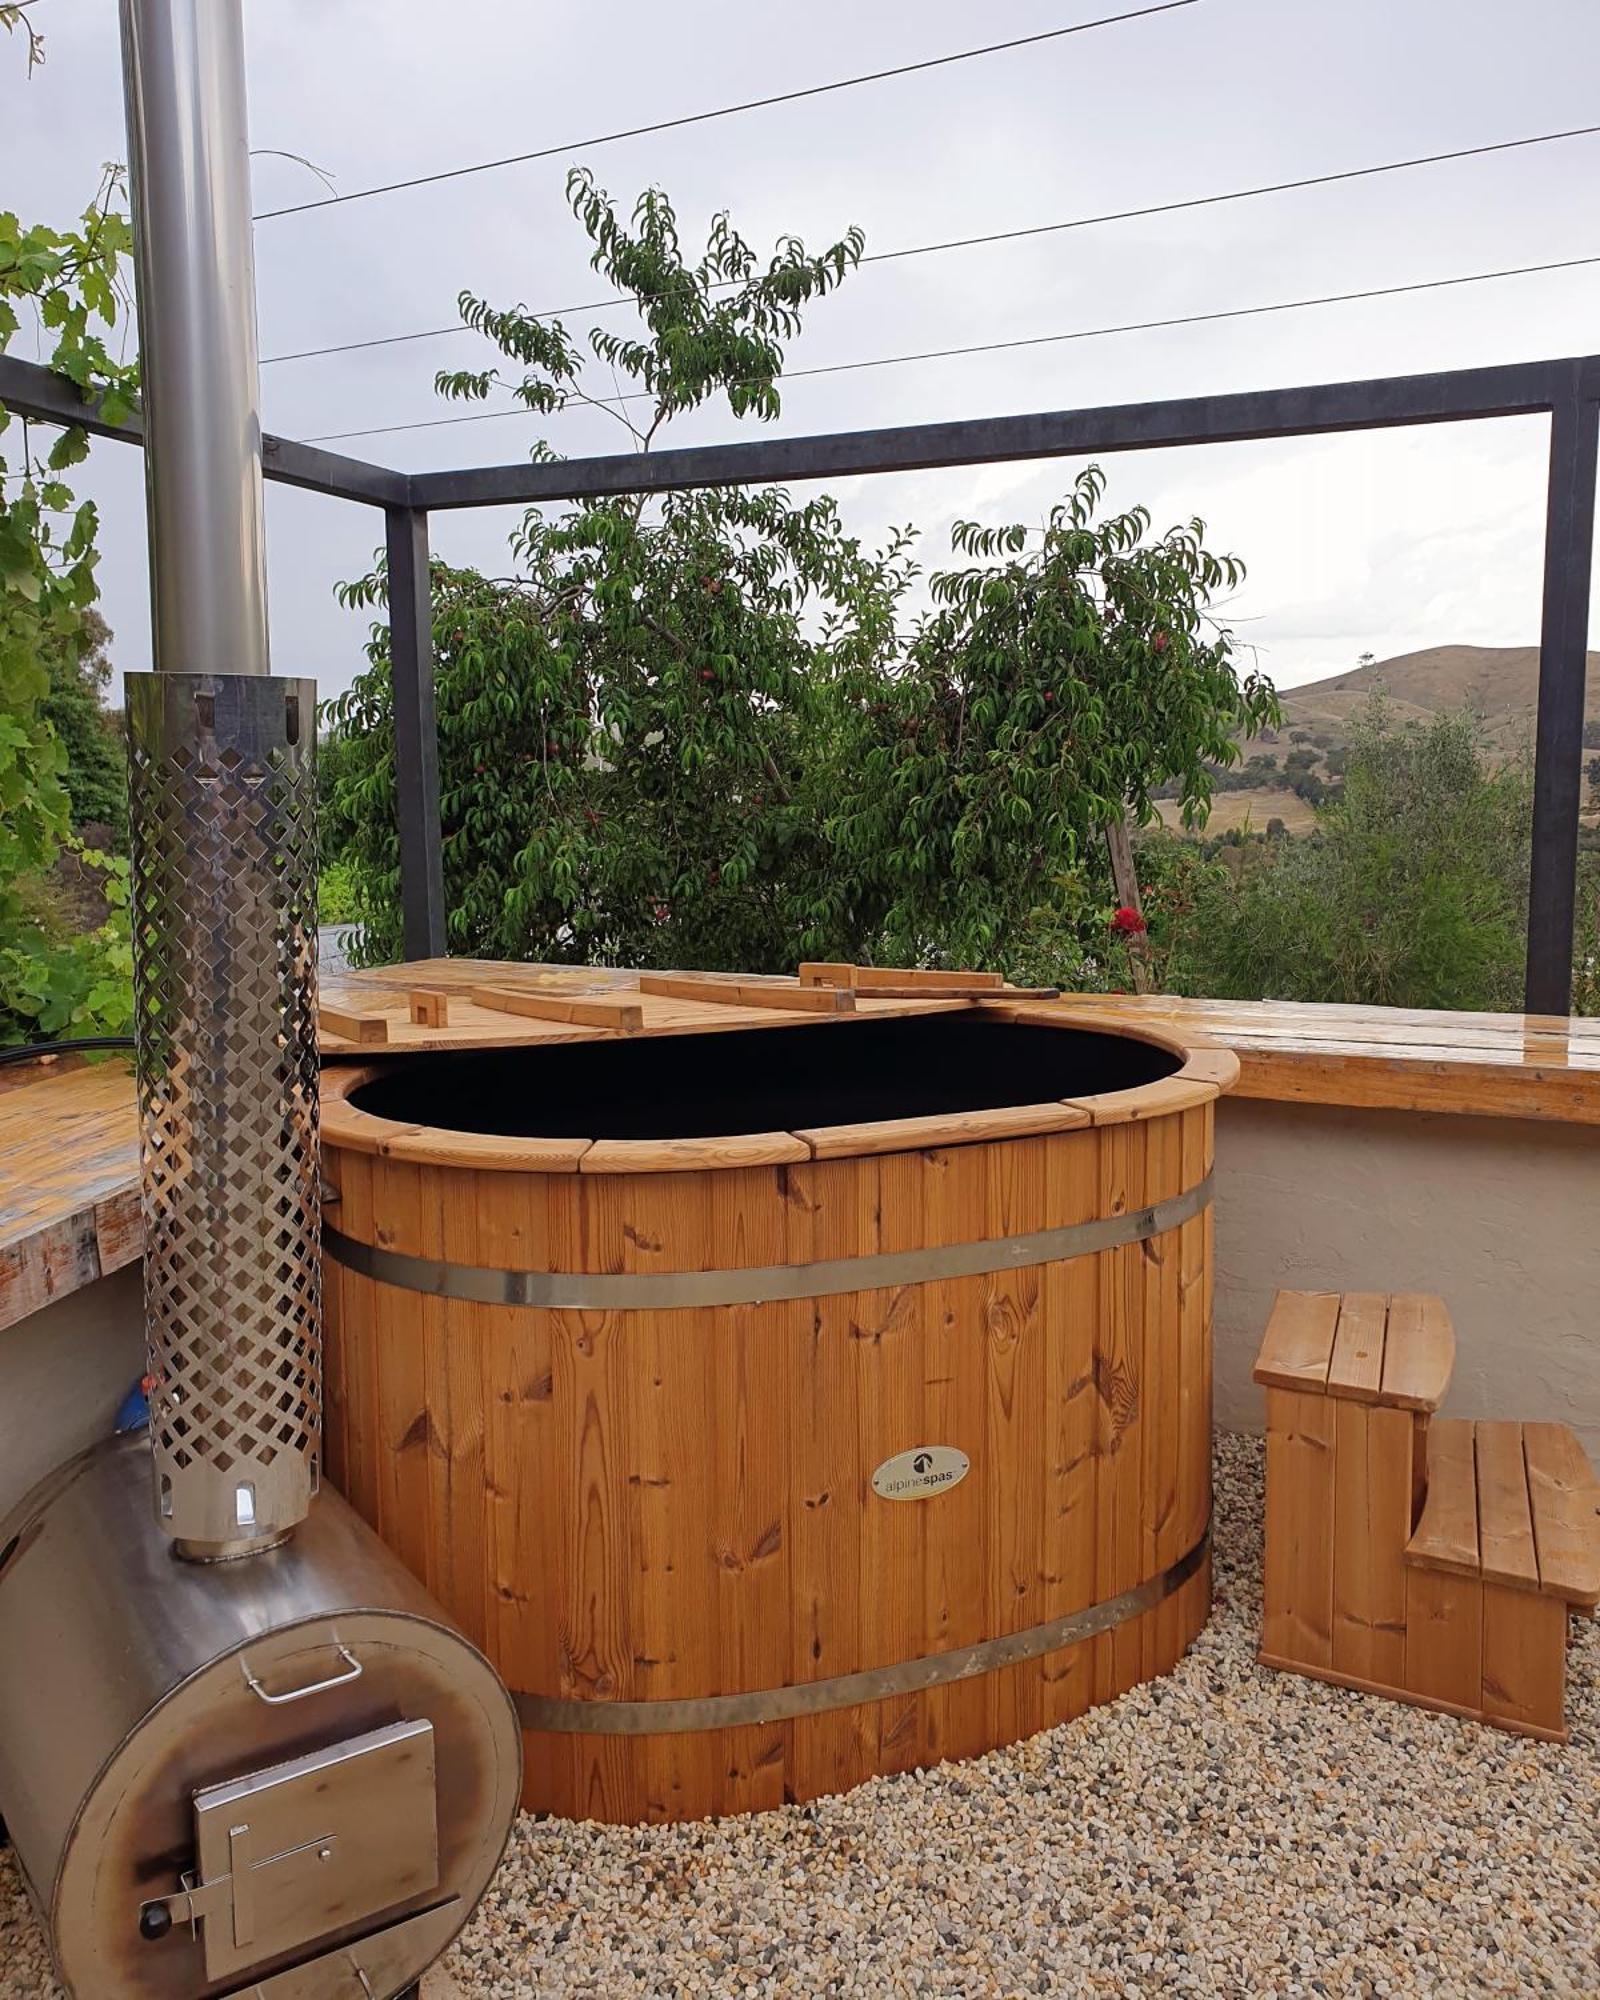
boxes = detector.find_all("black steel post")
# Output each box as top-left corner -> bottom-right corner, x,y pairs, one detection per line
385,505 -> 447,960
1525,398 -> 1599,1015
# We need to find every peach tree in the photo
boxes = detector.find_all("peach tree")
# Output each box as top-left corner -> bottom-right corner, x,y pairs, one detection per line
328,169 -> 905,968
326,174 -> 1274,975
825,468 -> 1277,966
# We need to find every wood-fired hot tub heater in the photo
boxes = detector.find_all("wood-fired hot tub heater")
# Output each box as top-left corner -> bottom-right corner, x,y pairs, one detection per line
0,8 -> 521,1995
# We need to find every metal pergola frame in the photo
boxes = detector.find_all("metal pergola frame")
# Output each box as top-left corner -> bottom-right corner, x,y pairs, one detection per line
5,348 -> 1595,1013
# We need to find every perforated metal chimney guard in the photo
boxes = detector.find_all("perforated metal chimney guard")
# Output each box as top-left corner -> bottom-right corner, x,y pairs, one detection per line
127,670 -> 321,1558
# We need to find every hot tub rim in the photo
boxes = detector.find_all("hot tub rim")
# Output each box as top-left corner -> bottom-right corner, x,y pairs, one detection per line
320,1012 -> 1239,1173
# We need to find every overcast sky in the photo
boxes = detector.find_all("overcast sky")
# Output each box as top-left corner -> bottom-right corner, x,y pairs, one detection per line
7,0 -> 1600,703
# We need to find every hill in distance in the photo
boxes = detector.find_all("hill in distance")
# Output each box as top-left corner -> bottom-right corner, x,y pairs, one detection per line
1158,644 -> 1600,836
1243,644 -> 1600,762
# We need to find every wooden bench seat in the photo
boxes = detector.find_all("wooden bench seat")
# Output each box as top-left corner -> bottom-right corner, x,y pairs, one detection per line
1406,1419 -> 1600,1604
1402,1418 -> 1600,1738
1257,1288 -> 1600,1742
1524,1422 -> 1600,1606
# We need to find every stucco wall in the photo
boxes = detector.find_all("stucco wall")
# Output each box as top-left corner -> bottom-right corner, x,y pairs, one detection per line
0,1263 -> 143,1522
1214,1097 -> 1600,1455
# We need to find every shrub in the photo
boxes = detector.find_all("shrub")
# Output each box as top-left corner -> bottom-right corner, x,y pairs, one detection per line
1573,852 -> 1600,1016
40,607 -> 126,843
1165,702 -> 1533,1010
0,842 -> 133,1044
1,152 -> 137,1045
317,857 -> 361,928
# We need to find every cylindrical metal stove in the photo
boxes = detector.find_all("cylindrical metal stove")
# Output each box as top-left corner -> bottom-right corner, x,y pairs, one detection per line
0,1436 -> 521,1999
0,2 -> 523,1992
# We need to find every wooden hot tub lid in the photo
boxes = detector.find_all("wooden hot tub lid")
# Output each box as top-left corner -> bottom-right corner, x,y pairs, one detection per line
319,1005 -> 1240,1172
317,960 -> 988,1057
317,960 -> 1204,1056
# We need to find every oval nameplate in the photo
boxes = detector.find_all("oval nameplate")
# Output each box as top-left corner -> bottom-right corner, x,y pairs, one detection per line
871,1445 -> 970,1502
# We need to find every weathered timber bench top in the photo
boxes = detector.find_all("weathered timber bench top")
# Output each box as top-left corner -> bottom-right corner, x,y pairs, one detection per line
3,965 -> 1598,1332
0,1056 -> 141,1331
1047,992 -> 1600,1127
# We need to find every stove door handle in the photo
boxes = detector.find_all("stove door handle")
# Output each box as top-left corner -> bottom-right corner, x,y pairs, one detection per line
241,1643 -> 362,1706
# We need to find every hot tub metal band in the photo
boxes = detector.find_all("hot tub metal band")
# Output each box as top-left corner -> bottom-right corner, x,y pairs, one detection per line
512,1529 -> 1210,1735
323,1171 -> 1212,1311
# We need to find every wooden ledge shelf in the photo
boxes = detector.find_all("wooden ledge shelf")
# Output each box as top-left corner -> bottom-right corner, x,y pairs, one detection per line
0,1058 -> 140,1333
1041,992 -> 1600,1127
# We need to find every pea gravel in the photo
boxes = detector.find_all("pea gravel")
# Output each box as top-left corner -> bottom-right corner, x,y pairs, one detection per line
3,1434 -> 1596,1997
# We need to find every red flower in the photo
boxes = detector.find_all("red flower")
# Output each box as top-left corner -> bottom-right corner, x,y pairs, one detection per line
1153,631 -> 1170,653
1111,905 -> 1147,935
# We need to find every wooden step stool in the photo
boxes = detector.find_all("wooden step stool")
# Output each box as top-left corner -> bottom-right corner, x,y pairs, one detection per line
1254,1290 -> 1600,1740
1405,1418 -> 1599,1737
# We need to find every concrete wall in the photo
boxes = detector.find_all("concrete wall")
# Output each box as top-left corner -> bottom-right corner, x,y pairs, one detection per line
0,1264 -> 143,1522
1214,1098 -> 1600,1455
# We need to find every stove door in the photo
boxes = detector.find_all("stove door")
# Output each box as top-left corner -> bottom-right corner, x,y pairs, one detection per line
191,1717 -> 440,1984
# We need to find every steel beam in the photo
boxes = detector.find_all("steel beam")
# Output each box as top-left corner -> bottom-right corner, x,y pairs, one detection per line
260,431 -> 412,508
10,335 -> 1600,1004
1525,398 -> 1599,1016
0,353 -> 407,508
407,356 -> 1600,513
10,347 -> 1598,520
385,505 -> 447,960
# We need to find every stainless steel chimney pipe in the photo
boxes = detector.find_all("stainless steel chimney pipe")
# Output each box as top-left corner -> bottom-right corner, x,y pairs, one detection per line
119,0 -> 269,678
120,0 -> 319,1557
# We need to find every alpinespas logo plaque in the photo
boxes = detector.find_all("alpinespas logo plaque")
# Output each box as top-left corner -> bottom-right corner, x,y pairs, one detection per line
871,1445 -> 971,1501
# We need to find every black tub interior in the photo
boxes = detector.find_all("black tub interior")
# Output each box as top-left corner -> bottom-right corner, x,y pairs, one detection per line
349,1013 -> 1181,1142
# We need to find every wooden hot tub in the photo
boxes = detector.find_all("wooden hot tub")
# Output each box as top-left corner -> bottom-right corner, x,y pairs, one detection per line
321,1005 -> 1234,1823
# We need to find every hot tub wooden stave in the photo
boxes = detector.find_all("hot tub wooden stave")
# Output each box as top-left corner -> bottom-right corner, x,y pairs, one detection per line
321,1019 -> 1231,1824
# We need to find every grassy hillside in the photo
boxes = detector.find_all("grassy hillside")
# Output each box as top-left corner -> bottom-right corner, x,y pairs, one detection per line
1155,789 -> 1319,836
1181,645 -> 1600,834
1243,644 -> 1600,763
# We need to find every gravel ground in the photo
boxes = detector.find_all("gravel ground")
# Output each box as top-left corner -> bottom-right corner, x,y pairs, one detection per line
3,1433 -> 1596,1997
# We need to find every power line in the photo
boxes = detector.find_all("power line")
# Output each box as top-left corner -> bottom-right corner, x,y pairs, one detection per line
296,251 -> 1600,446
258,121 -> 1600,367
251,0 -> 1196,221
